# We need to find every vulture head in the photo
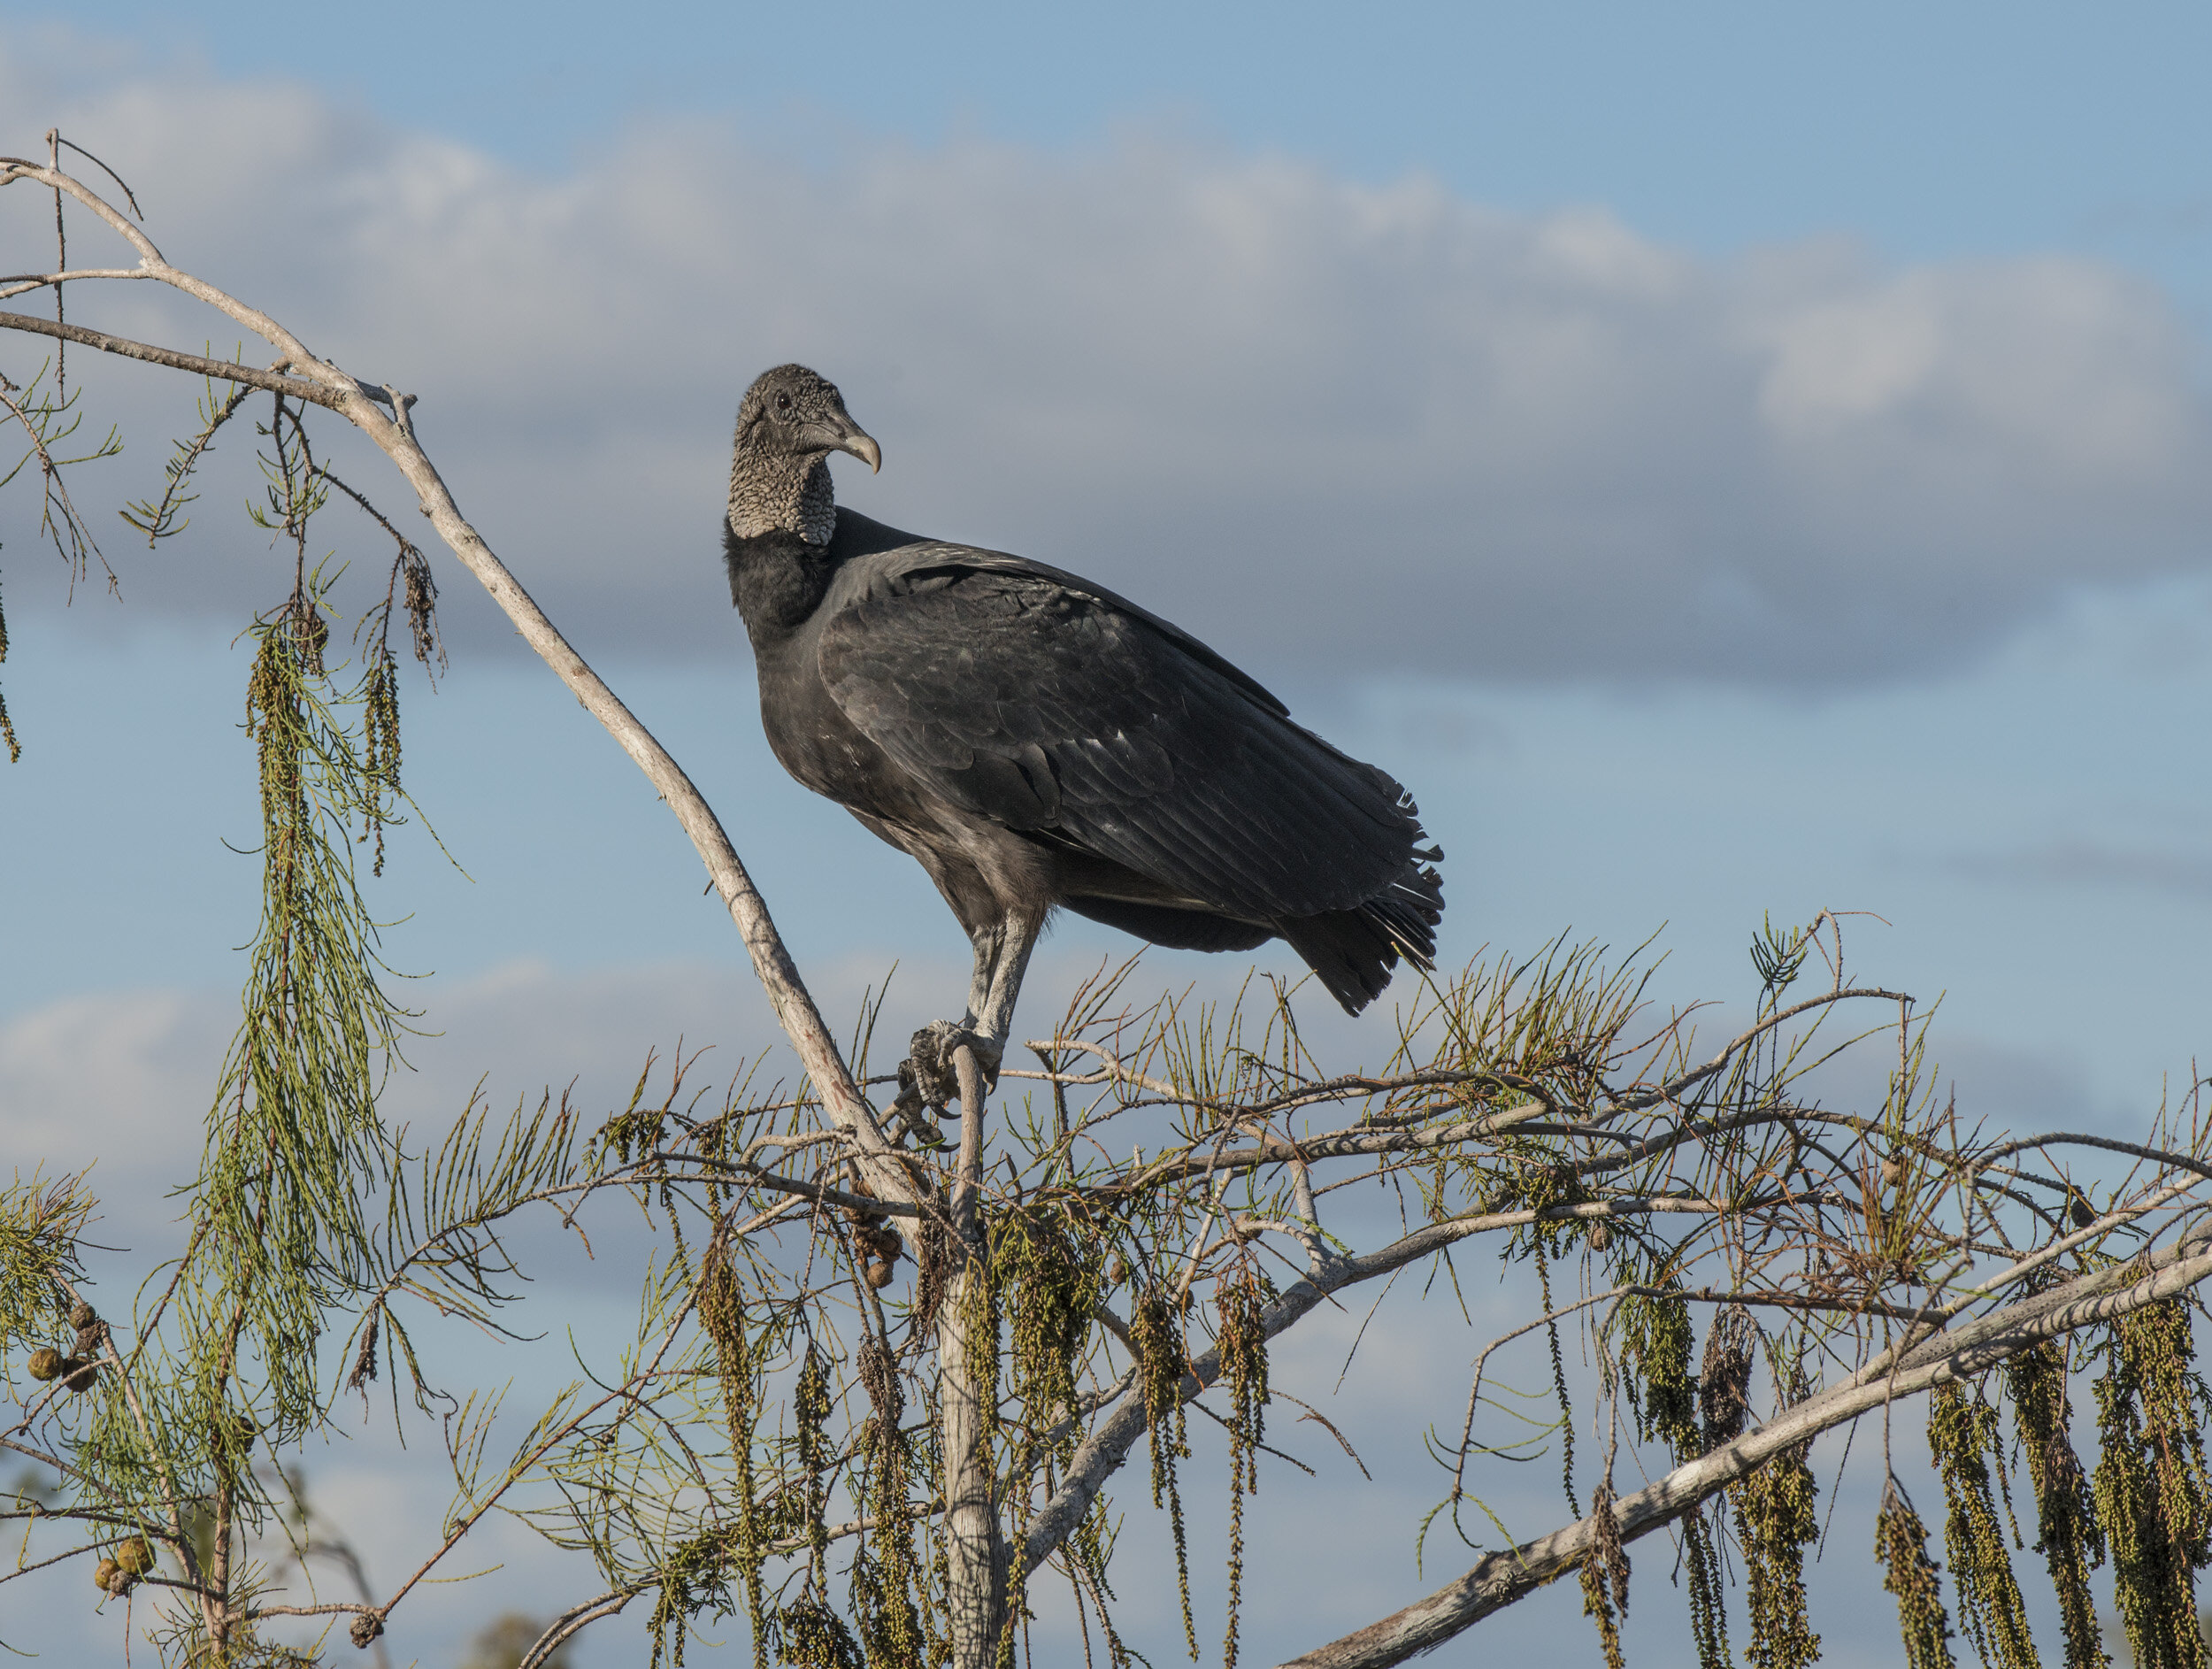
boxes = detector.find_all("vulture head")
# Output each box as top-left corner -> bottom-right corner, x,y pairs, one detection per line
726,364 -> 881,545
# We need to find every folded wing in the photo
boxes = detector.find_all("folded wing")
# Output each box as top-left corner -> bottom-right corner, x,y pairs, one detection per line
818,549 -> 1440,956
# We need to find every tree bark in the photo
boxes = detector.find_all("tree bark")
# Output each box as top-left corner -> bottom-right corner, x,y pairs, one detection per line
937,1043 -> 1007,1666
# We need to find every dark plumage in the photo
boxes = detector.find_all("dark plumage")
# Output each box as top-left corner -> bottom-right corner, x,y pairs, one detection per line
722,365 -> 1443,1111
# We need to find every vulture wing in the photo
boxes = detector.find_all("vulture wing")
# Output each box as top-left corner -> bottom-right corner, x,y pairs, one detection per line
816,541 -> 1430,927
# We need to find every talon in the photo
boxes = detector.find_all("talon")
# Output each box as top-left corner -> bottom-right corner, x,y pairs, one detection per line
887,1097 -> 949,1150
897,1038 -> 956,1113
893,1061 -> 931,1115
897,1021 -> 1002,1113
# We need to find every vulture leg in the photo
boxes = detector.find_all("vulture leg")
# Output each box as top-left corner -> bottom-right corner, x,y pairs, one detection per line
893,905 -> 1046,1139
970,904 -> 1045,1061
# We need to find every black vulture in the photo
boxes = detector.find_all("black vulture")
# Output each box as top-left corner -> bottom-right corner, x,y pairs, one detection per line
722,365 -> 1443,1125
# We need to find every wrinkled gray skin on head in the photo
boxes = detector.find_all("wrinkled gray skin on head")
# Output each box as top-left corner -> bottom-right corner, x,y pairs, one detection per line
726,364 -> 881,545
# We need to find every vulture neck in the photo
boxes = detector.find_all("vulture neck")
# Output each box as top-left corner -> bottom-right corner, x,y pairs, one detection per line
723,450 -> 841,650
726,450 -> 835,545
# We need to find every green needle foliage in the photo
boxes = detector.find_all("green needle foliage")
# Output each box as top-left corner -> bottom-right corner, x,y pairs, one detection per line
44,395 -> 446,1661
0,357 -> 124,763
0,376 -> 578,1665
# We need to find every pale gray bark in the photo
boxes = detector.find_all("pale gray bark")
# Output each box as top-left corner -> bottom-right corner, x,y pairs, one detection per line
937,1044 -> 1007,1666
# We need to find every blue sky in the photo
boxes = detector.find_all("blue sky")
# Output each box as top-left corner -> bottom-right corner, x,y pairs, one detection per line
5,7 -> 2212,1665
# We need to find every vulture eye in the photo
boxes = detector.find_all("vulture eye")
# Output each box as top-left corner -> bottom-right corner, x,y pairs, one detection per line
774,392 -> 793,413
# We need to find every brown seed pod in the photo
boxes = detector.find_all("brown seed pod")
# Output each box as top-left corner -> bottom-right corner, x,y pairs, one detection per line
851,1219 -> 903,1277
842,1177 -> 882,1225
2069,1188 -> 2096,1229
27,1347 -> 64,1382
350,1613 -> 386,1649
231,1412 -> 260,1452
68,1300 -> 96,1331
1106,1253 -> 1128,1287
61,1357 -> 99,1394
1880,1155 -> 1905,1191
865,1259 -> 896,1289
115,1536 -> 154,1576
1587,1219 -> 1613,1252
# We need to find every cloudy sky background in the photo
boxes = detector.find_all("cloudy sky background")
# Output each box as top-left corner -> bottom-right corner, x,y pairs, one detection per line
5,4 -> 2212,1664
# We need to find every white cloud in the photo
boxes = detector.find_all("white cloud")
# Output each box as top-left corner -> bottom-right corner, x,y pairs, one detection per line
0,987 -> 226,1196
7,50 -> 2210,690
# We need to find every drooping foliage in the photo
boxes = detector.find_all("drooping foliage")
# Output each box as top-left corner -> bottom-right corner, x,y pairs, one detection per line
2093,1294 -> 2212,1669
1133,1279 -> 1199,1660
1929,1381 -> 2039,1669
2006,1318 -> 2108,1669
1732,1340 -> 1820,1669
1620,1287 -> 1729,1669
1875,1481 -> 1957,1669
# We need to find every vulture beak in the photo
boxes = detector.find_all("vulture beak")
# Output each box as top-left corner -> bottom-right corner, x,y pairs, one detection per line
841,428 -> 883,473
806,415 -> 882,473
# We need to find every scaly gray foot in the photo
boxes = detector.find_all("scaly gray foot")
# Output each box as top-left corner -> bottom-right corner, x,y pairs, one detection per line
893,1021 -> 1003,1120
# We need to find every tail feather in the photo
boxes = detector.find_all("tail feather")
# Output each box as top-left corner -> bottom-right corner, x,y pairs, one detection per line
1279,856 -> 1444,1016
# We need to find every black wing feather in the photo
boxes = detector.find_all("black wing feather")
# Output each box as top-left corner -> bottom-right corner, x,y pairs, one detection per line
818,553 -> 1427,924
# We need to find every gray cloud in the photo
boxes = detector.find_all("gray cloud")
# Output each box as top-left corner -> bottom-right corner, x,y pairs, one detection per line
1942,838 -> 2212,898
6,49 -> 2212,690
